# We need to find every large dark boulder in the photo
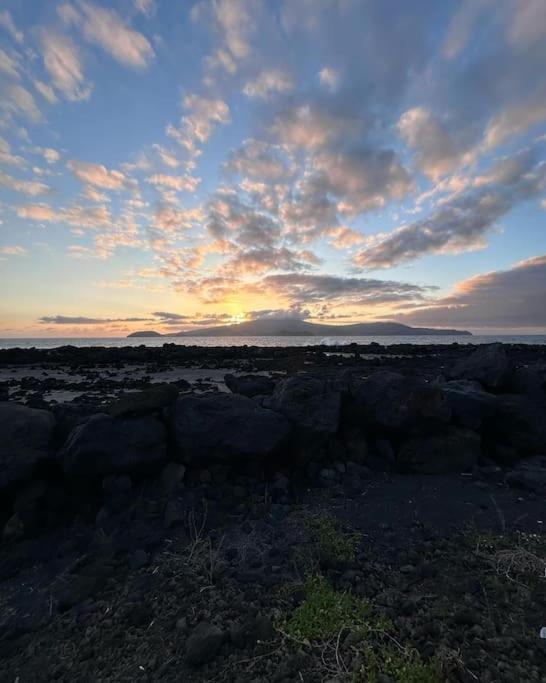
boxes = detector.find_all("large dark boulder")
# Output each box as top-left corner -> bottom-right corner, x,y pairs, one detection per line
509,364 -> 546,396
443,380 -> 497,430
350,371 -> 450,433
51,402 -> 103,444
487,395 -> 546,457
266,375 -> 341,437
448,344 -> 511,391
108,383 -> 179,418
224,373 -> 275,398
62,414 -> 167,479
171,393 -> 291,464
506,455 -> 546,492
398,427 -> 481,474
0,402 -> 56,491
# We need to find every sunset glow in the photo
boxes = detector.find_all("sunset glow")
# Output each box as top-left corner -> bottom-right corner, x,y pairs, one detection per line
1,0 -> 546,337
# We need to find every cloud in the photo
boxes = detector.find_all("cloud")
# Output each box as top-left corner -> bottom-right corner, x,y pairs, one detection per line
243,68 -> 293,99
33,79 -> 59,104
167,94 -> 230,156
508,0 -> 546,48
0,245 -> 27,256
354,147 -> 546,269
39,315 -> 151,324
39,29 -> 91,101
192,0 -> 261,72
152,311 -> 190,321
0,137 -> 26,168
67,160 -> 132,190
259,273 -> 431,308
271,101 -> 362,151
483,95 -> 546,150
33,147 -> 61,164
60,1 -> 154,69
0,10 -> 23,43
224,139 -> 291,181
0,171 -> 50,196
398,107 -> 467,180
16,202 -> 112,229
0,47 -> 20,78
318,66 -> 340,90
312,147 -> 414,215
2,84 -> 42,122
402,254 -> 546,328
146,173 -> 201,192
443,0 -> 494,60
134,0 -> 156,17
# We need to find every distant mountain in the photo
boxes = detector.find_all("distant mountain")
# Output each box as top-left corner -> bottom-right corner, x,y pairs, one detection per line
160,318 -> 472,337
127,330 -> 162,337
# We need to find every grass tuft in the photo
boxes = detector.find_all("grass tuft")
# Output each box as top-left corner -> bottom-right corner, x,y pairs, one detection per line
282,576 -> 383,643
306,513 -> 362,564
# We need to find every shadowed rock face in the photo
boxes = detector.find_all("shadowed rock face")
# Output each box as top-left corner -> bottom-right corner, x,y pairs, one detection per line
224,373 -> 275,398
171,393 -> 291,464
349,371 -> 450,432
0,402 -> 56,492
266,376 -> 342,437
398,428 -> 481,474
449,344 -> 512,391
62,414 -> 167,479
108,383 -> 180,418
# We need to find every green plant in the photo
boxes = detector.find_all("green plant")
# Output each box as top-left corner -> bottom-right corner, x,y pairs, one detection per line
282,576 -> 375,643
354,645 -> 442,683
306,513 -> 362,564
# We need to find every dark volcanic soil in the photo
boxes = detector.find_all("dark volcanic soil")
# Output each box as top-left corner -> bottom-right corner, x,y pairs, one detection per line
0,471 -> 545,682
0,343 -> 545,682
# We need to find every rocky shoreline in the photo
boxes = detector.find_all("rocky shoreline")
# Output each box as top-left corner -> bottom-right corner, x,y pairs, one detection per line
1,343 -> 545,681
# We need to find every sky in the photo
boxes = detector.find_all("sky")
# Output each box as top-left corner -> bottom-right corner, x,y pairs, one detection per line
0,0 -> 545,337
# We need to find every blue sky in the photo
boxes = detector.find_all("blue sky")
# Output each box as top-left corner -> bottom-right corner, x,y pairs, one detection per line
1,0 -> 545,336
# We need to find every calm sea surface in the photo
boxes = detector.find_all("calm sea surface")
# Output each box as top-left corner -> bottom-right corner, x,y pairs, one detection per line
1,335 -> 546,350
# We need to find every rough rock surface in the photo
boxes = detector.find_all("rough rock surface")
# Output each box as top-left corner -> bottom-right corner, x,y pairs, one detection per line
224,373 -> 275,398
171,393 -> 291,464
62,414 -> 167,479
398,427 -> 481,473
350,371 -> 450,432
449,344 -> 511,390
0,402 -> 56,491
266,375 -> 341,437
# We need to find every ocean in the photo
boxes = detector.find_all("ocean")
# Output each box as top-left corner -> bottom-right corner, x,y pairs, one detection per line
1,334 -> 546,349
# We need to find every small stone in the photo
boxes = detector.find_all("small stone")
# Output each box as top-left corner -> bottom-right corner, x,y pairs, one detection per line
129,549 -> 149,570
3,513 -> 24,542
185,621 -> 224,665
400,564 -> 415,574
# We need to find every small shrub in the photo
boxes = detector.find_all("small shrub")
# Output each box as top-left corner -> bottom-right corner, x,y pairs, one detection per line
306,513 -> 362,564
355,645 -> 442,683
282,576 -> 375,643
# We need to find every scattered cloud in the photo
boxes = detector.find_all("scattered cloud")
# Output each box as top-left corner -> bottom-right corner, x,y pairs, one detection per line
318,66 -> 340,90
0,47 -> 20,79
0,171 -> 50,197
0,245 -> 27,256
146,173 -> 200,193
354,147 -> 546,269
0,10 -> 23,43
67,160 -> 133,191
2,84 -> 42,122
402,255 -> 546,328
39,29 -> 91,101
224,139 -> 291,181
39,315 -> 151,324
243,68 -> 293,99
60,1 -> 155,68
